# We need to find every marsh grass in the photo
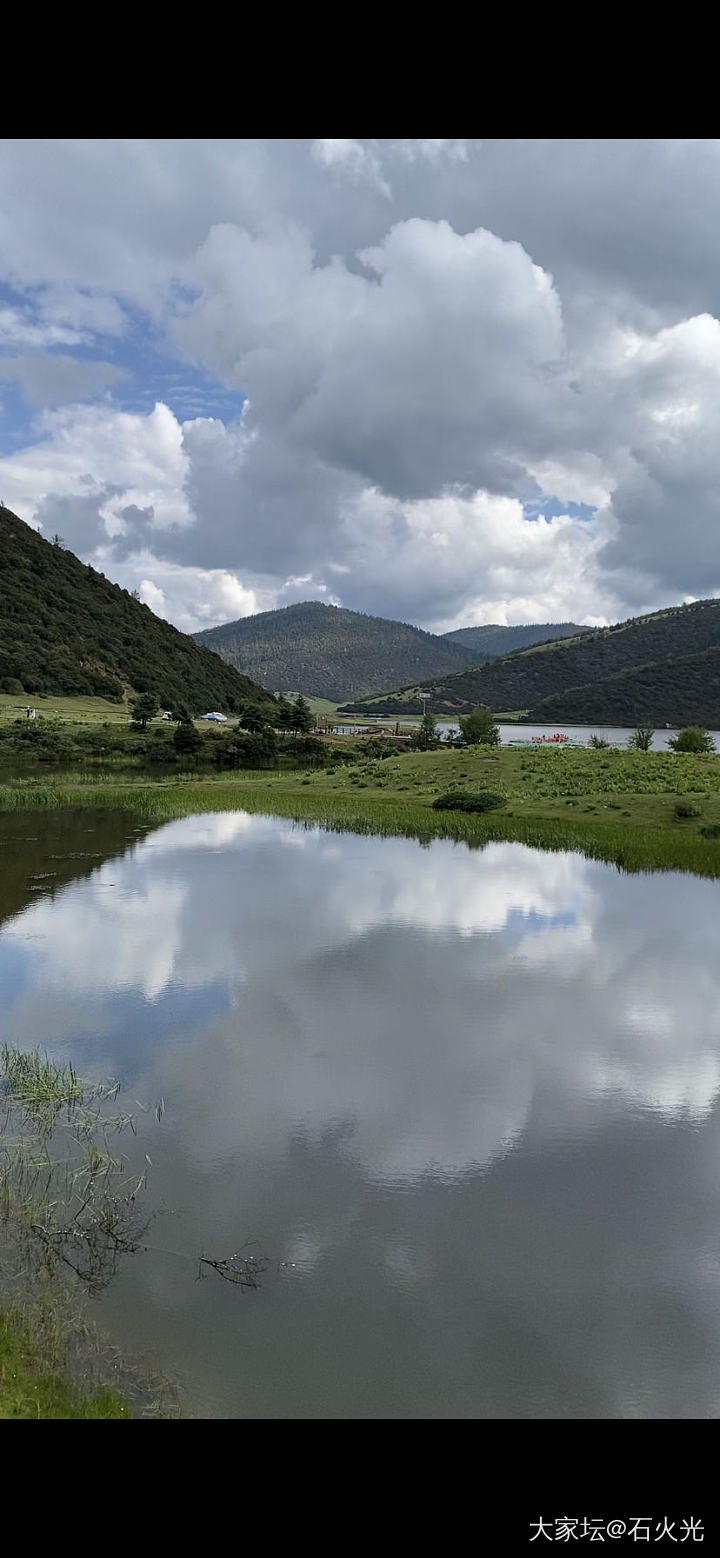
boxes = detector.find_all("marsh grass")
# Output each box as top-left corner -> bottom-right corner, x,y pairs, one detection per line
1,1044 -> 106,1134
2,742 -> 720,878
0,1306 -> 130,1418
0,1045 -> 181,1417
0,1048 -> 147,1295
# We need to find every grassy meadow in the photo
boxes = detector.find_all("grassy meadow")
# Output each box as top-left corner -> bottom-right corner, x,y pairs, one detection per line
0,691 -> 134,727
1,740 -> 720,877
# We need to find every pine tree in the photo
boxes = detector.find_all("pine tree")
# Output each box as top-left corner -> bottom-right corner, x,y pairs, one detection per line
413,711 -> 439,750
290,695 -> 313,735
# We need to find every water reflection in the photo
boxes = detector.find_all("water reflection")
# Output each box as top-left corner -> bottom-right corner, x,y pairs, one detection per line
1,810 -> 720,1417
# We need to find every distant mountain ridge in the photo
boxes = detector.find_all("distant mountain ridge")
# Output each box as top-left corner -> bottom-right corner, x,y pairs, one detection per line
339,598 -> 720,721
443,622 -> 588,658
0,504 -> 274,713
193,601 -> 477,701
193,601 -> 596,702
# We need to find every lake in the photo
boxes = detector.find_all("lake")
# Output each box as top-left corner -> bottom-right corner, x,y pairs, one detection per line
2,807 -> 720,1418
337,721 -> 720,750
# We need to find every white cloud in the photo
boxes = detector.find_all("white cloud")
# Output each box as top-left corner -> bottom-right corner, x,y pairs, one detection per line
0,305 -> 88,349
2,141 -> 720,627
0,400 -> 192,542
177,216 -> 565,500
0,353 -> 124,405
311,139 -> 392,197
115,555 -> 258,632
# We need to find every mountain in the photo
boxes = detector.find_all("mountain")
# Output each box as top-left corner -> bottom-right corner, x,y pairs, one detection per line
443,622 -> 588,659
339,599 -> 720,717
0,504 -> 275,713
527,645 -> 720,727
192,600 -> 478,701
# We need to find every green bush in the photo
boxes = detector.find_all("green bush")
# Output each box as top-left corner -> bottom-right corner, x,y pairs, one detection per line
700,823 -> 720,838
669,726 -> 715,754
433,790 -> 507,813
627,725 -> 654,751
458,707 -> 500,747
674,800 -> 702,819
173,722 -> 203,757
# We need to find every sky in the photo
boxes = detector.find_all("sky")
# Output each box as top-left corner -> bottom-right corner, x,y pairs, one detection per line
1,138 -> 720,635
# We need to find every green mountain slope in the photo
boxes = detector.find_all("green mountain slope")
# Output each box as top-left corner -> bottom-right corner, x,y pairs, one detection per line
340,598 -> 720,717
443,621 -> 588,658
0,504 -> 274,712
527,646 -> 720,727
192,600 -> 477,701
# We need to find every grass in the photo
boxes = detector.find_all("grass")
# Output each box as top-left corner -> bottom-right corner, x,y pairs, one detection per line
0,692 -> 132,728
0,1309 -> 129,1418
0,692 -> 500,731
0,1046 -> 149,1418
1,744 -> 720,876
280,693 -> 339,716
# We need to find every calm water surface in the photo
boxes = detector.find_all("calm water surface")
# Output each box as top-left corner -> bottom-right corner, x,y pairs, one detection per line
340,720 -> 720,750
2,808 -> 720,1418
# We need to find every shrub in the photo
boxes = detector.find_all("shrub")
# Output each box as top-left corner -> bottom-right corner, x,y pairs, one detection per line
173,723 -> 204,757
674,800 -> 702,819
668,726 -> 715,754
627,725 -> 654,751
146,742 -> 178,765
433,790 -> 507,813
700,823 -> 720,838
363,737 -> 401,758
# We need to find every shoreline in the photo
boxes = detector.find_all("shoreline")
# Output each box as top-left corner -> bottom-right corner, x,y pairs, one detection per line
2,742 -> 720,878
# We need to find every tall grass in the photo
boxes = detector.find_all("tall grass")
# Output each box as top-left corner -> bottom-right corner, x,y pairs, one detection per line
1,775 -> 719,877
0,1044 -> 186,1417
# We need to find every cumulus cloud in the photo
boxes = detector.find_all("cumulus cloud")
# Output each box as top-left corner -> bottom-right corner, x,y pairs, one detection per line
177,216 -> 566,499
0,400 -> 192,541
335,487 -> 612,626
115,555 -> 259,632
2,140 -> 720,629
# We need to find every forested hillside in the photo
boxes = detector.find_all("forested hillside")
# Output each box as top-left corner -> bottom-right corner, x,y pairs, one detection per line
0,504 -> 275,712
340,599 -> 720,716
193,600 -> 477,700
526,646 -> 720,727
443,621 -> 588,658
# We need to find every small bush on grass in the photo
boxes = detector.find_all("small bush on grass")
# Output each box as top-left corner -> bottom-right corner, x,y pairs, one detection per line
674,800 -> 702,819
433,790 -> 506,814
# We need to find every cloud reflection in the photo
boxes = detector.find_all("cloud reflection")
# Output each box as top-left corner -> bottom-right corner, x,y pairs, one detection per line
2,813 -> 720,1186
